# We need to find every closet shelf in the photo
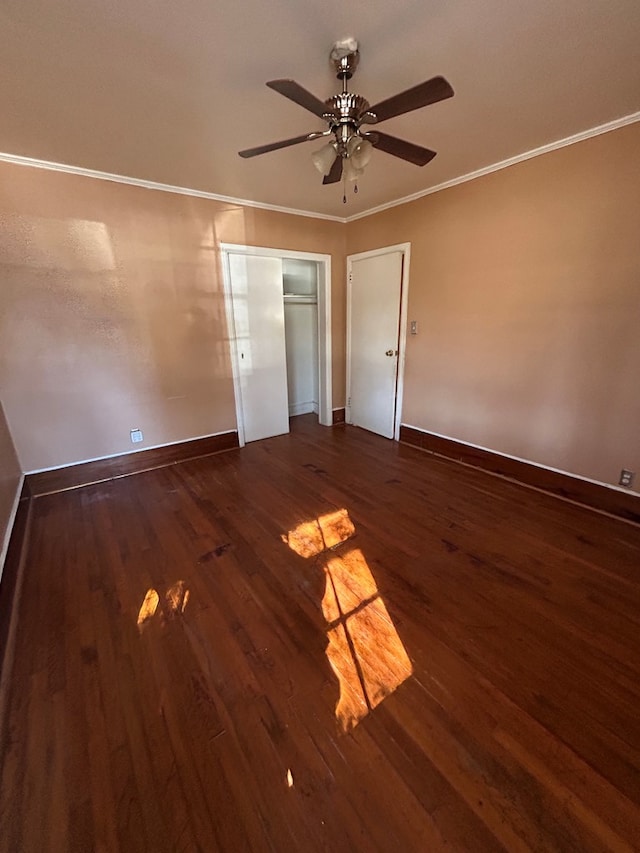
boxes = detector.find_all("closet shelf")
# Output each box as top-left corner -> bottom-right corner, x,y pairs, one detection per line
283,294 -> 317,304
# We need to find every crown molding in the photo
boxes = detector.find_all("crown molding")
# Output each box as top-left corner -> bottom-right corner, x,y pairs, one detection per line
345,109 -> 640,222
1,109 -> 639,225
0,151 -> 345,223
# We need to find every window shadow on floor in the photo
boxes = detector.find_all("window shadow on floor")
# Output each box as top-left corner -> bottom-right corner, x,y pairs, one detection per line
282,509 -> 412,731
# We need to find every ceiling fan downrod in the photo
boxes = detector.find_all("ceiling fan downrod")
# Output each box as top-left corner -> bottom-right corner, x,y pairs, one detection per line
326,41 -> 377,155
326,40 -> 375,202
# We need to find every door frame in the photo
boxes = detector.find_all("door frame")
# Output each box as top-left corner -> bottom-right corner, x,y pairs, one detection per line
346,242 -> 411,441
221,244 -> 332,447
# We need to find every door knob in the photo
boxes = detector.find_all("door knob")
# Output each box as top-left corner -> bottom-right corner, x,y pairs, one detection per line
385,349 -> 397,357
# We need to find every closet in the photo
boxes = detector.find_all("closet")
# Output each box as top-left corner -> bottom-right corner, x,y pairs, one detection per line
223,249 -> 327,446
283,258 -> 319,418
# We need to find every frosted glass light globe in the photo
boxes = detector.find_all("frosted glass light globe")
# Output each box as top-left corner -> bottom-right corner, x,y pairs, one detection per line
311,143 -> 338,176
347,137 -> 373,170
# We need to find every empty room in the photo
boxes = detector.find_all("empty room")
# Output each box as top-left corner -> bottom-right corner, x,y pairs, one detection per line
1,0 -> 639,850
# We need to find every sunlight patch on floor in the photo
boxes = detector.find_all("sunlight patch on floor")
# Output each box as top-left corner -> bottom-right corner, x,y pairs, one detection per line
284,511 -> 412,731
137,588 -> 159,631
166,580 -> 190,615
137,581 -> 190,633
283,508 -> 355,558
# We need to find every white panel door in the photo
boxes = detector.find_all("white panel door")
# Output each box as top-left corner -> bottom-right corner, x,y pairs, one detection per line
348,251 -> 403,438
228,254 -> 290,443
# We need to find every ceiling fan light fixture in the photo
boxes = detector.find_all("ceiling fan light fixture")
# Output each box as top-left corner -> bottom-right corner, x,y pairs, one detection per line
311,142 -> 337,176
348,136 -> 373,170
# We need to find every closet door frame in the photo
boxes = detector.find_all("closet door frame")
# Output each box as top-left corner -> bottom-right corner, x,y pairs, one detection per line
221,244 -> 332,447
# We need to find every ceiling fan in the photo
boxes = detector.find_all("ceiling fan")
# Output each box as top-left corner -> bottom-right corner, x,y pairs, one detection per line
238,39 -> 454,199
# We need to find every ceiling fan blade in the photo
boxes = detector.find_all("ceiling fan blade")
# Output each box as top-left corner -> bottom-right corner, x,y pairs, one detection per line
323,156 -> 343,184
367,76 -> 454,123
365,131 -> 437,166
238,132 -> 322,158
266,79 -> 332,119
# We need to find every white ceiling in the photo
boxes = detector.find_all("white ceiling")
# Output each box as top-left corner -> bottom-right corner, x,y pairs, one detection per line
1,0 -> 639,218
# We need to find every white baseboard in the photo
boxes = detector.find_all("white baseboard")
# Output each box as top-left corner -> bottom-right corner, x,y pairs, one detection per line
289,401 -> 317,417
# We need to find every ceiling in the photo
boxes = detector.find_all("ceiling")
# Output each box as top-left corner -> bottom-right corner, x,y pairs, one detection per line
1,0 -> 639,219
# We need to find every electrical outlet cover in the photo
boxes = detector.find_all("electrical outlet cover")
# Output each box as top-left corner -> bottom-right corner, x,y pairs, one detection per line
619,469 -> 634,487
130,429 -> 144,443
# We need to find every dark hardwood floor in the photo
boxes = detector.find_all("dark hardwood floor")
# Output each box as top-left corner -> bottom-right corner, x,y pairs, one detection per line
1,416 -> 639,851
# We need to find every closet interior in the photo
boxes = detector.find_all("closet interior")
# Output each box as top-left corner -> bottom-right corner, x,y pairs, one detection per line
282,258 -> 319,418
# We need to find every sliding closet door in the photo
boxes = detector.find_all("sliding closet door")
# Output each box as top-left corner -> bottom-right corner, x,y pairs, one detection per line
228,254 -> 290,443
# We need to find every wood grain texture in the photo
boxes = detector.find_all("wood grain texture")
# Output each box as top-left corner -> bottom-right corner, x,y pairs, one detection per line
26,431 -> 239,497
2,416 -> 639,851
400,424 -> 640,525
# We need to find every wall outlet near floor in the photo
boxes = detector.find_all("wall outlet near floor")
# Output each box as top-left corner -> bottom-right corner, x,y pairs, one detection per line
618,469 -> 634,487
130,428 -> 144,444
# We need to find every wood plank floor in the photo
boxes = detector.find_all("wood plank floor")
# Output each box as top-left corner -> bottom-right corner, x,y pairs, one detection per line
1,415 -> 639,851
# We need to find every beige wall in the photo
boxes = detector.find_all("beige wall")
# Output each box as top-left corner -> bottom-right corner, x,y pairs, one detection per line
0,399 -> 22,574
0,164 -> 346,472
2,121 -> 638,492
347,122 -> 640,492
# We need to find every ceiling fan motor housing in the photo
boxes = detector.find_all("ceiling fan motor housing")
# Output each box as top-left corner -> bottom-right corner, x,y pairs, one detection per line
324,93 -> 375,154
324,93 -> 369,120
